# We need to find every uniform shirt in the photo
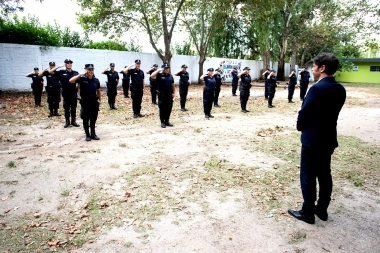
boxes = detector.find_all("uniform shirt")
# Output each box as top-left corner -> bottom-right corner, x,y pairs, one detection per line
103,70 -> 119,84
213,73 -> 222,88
55,69 -> 79,94
148,69 -> 157,86
27,73 -> 44,88
178,71 -> 190,85
42,70 -> 60,90
269,75 -> 277,87
77,75 -> 100,100
128,68 -> 145,88
156,72 -> 174,92
300,70 -> 310,82
289,73 -> 297,84
204,76 -> 216,90
231,71 -> 238,80
240,74 -> 251,89
120,71 -> 130,80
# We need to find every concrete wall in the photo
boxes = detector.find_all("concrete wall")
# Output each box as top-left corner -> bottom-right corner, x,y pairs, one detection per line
0,43 -> 290,91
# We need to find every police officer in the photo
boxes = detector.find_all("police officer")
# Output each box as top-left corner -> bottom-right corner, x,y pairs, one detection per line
230,67 -> 238,96
146,64 -> 158,105
262,68 -> 271,100
69,64 -> 101,141
200,68 -> 216,119
39,62 -> 61,117
120,66 -> 130,98
151,64 -> 175,128
25,67 -> 44,107
102,63 -> 119,110
213,68 -> 222,107
174,64 -> 190,111
124,59 -> 145,118
267,70 -> 277,108
50,59 -> 79,128
299,66 -> 311,100
288,69 -> 297,103
238,67 -> 252,113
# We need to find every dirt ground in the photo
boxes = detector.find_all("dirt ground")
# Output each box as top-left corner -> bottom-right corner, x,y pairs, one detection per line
0,83 -> 379,253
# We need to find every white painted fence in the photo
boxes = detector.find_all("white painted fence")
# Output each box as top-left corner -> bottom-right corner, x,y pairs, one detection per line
0,43 -> 290,91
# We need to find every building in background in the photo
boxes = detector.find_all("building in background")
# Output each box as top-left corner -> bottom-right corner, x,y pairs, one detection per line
336,58 -> 380,84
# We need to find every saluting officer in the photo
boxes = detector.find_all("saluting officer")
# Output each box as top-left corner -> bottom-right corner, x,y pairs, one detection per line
102,63 -> 119,110
288,69 -> 297,103
299,66 -> 311,101
213,68 -> 222,107
26,67 -> 44,107
39,62 -> 61,117
262,68 -> 270,100
230,67 -> 238,96
70,64 -> 101,141
238,67 -> 252,113
146,64 -> 158,105
50,59 -> 79,128
151,64 -> 175,128
174,64 -> 190,111
124,59 -> 145,118
200,68 -> 216,119
267,70 -> 277,108
120,66 -> 130,98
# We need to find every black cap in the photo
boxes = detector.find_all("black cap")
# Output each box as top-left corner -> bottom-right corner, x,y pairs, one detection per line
85,64 -> 94,69
153,64 -> 158,67
110,63 -> 115,67
161,64 -> 169,69
207,68 -> 214,71
49,62 -> 55,66
181,64 -> 188,68
243,67 -> 250,70
135,59 -> 141,64
215,69 -> 221,72
124,66 -> 127,68
233,67 -> 237,70
64,59 -> 73,63
34,67 -> 39,70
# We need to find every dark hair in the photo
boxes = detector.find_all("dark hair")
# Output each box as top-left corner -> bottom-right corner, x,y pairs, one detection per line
313,53 -> 339,75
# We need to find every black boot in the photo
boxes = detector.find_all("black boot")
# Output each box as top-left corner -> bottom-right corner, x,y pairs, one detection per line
53,109 -> 61,116
85,128 -> 91,141
71,118 -> 80,127
181,107 -> 186,112
161,121 -> 166,128
112,104 -> 117,110
109,103 -> 113,110
64,118 -> 70,128
48,109 -> 53,117
91,128 -> 100,140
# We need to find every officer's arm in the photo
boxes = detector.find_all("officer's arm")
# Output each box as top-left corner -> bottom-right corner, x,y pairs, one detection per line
69,70 -> 86,83
101,68 -> 108,74
172,82 -> 175,97
267,73 -> 272,79
38,68 -> 48,77
77,82 -> 81,100
96,88 -> 101,103
145,69 -> 152,74
262,70 -> 267,76
238,71 -> 245,78
151,68 -> 162,79
123,63 -> 135,74
174,70 -> 181,76
49,64 -> 64,74
25,72 -> 33,77
200,73 -> 207,81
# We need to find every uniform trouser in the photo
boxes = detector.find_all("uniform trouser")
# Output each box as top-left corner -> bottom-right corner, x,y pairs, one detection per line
63,95 -> 78,120
300,81 -> 309,100
150,84 -> 157,103
213,87 -> 221,105
47,90 -> 61,110
32,90 -> 42,105
232,79 -> 238,94
300,146 -> 334,215
288,83 -> 296,101
240,88 -> 250,110
158,93 -> 173,123
264,81 -> 269,99
80,101 -> 99,134
268,86 -> 276,105
179,84 -> 188,108
130,88 -> 143,115
107,83 -> 117,106
122,79 -> 130,97
203,89 -> 215,115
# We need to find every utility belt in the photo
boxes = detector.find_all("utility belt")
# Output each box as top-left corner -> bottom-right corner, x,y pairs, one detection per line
241,83 -> 251,88
179,81 -> 189,86
204,87 -> 215,91
106,82 -> 117,86
157,90 -> 172,95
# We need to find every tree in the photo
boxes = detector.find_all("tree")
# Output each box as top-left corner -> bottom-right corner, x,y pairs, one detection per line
0,0 -> 42,19
84,40 -> 142,52
172,41 -> 196,56
77,0 -> 185,66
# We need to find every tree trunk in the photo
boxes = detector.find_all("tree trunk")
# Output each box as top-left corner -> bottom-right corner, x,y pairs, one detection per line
262,50 -> 270,70
198,55 -> 206,84
300,49 -> 307,67
290,42 -> 297,71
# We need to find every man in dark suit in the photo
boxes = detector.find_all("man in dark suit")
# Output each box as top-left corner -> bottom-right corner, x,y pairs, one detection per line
288,53 -> 346,224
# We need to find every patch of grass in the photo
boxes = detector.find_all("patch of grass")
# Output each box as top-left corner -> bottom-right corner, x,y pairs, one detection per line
345,96 -> 367,106
7,161 -> 15,168
124,241 -> 133,248
289,230 -> 307,244
119,142 -> 127,148
110,164 -> 120,169
194,128 -> 201,133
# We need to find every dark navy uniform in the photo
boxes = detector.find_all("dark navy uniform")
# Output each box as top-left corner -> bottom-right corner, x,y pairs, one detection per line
267,71 -> 277,108
128,67 -> 145,116
148,68 -> 158,104
263,70 -> 270,100
239,70 -> 252,112
203,72 -> 216,118
120,68 -> 130,98
213,71 -> 222,107
231,69 -> 238,96
27,71 -> 44,106
55,69 -> 79,125
156,69 -> 174,127
177,68 -> 190,110
299,68 -> 311,100
103,69 -> 119,109
77,71 -> 101,141
288,70 -> 297,102
43,68 -> 61,115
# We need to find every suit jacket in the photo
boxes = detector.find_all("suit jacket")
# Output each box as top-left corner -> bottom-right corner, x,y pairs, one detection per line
297,76 -> 346,150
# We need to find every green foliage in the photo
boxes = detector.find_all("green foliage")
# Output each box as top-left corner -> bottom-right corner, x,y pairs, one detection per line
83,40 -> 142,52
173,41 -> 195,56
0,0 -> 43,19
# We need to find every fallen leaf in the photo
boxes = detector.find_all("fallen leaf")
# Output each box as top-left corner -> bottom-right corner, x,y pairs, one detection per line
47,239 -> 59,246
34,213 -> 41,218
125,192 -> 131,197
1,196 -> 8,201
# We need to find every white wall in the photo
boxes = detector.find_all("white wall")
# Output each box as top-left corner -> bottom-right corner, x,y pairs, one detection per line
0,43 -> 290,91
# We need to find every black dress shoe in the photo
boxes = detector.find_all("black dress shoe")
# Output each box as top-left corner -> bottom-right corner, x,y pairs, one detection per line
289,100 -> 295,103
232,94 -> 237,96
288,209 -> 315,224
138,113 -> 145,117
208,114 -> 214,118
85,136 -> 91,142
315,209 -> 328,221
133,114 -> 138,118
245,109 -> 250,112
48,113 -> 53,117
268,105 -> 274,108
161,122 -> 166,128
91,135 -> 100,140
241,109 -> 247,113
165,122 -> 173,127
205,115 -> 210,119
181,108 -> 186,112
214,104 -> 220,108
71,122 -> 80,127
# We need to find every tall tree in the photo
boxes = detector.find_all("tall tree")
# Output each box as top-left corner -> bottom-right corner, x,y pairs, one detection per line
76,0 -> 185,66
0,0 -> 42,19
